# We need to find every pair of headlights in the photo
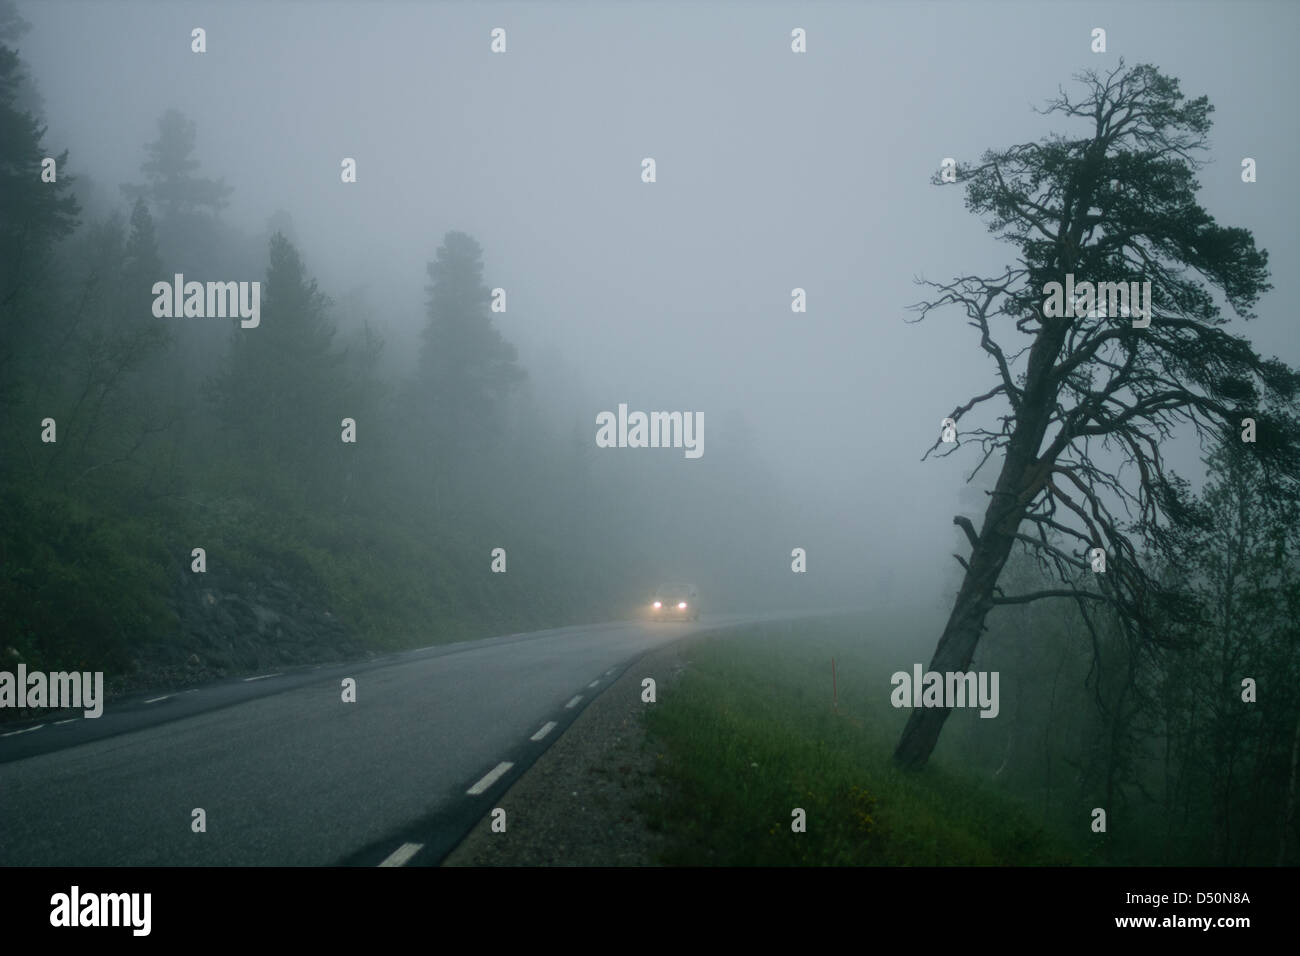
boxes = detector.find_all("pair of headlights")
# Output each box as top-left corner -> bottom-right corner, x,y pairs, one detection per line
652,601 -> 688,609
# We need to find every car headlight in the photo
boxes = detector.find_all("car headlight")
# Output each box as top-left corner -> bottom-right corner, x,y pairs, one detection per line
678,601 -> 687,609
653,601 -> 662,609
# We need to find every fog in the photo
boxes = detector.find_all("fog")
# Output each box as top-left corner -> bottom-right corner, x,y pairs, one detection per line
14,0 -> 1300,619
8,0 -> 1300,884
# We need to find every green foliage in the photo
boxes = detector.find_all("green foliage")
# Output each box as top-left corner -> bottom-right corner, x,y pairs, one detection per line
642,616 -> 1080,865
0,483 -> 175,673
0,40 -> 80,381
1148,440 -> 1300,864
208,232 -> 339,467
940,438 -> 1300,866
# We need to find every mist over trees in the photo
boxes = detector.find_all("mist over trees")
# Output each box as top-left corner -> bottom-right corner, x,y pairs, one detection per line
1,2 -> 1296,866
945,440 -> 1300,864
0,5 -> 814,689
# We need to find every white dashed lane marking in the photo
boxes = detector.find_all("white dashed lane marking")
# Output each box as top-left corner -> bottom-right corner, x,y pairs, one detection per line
243,673 -> 283,682
144,694 -> 172,704
54,718 -> 76,725
530,721 -> 557,741
564,695 -> 582,709
378,842 -> 423,867
587,680 -> 600,688
467,761 -> 513,795
1,724 -> 45,737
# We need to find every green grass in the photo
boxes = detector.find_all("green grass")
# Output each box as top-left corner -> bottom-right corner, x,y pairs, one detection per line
0,483 -> 176,674
640,614 -> 1085,865
0,465 -> 617,685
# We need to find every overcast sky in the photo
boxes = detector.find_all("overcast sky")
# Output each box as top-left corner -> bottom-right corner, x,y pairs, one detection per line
18,1 -> 1300,607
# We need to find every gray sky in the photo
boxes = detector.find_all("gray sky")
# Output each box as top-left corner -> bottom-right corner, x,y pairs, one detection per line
19,0 -> 1300,608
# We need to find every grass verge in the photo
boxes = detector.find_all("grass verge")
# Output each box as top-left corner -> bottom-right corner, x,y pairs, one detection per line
640,613 -> 1085,865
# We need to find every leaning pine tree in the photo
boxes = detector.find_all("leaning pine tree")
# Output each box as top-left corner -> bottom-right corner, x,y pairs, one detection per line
895,60 -> 1300,769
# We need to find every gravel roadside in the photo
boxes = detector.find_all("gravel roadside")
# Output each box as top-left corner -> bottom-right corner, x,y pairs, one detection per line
441,633 -> 699,866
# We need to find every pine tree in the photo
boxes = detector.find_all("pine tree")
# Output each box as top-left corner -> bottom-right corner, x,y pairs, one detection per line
415,231 -> 525,448
210,233 -> 338,471
121,108 -> 232,220
895,61 -> 1300,768
0,41 -> 79,385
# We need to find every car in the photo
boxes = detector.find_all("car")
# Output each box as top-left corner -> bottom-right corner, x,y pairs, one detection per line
648,582 -> 700,622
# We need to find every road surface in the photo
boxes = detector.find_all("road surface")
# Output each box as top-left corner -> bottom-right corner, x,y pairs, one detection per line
0,613 -> 816,866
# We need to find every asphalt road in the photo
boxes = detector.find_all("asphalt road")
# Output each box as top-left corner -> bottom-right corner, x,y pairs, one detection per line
0,613 -> 806,866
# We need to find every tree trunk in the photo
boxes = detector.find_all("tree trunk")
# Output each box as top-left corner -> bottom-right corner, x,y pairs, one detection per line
893,311 -> 1068,770
893,462 -> 1029,768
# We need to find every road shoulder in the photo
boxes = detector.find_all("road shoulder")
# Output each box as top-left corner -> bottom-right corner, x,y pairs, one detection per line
441,635 -> 696,866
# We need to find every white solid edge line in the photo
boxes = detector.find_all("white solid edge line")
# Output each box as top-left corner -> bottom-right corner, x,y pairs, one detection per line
144,694 -> 172,703
530,721 -> 557,741
378,842 -> 423,867
243,673 -> 283,682
565,695 -> 583,709
1,724 -> 45,737
467,761 -> 514,795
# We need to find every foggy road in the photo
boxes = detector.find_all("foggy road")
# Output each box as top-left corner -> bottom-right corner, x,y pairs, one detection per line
0,614 -> 810,866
